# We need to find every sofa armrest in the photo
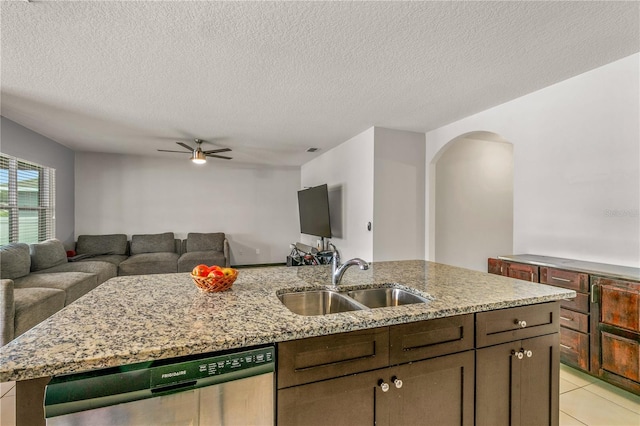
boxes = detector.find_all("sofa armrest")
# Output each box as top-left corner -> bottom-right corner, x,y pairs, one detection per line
1,279 -> 15,346
224,239 -> 230,268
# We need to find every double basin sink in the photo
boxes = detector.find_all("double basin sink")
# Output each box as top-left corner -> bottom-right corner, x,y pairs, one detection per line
278,286 -> 430,316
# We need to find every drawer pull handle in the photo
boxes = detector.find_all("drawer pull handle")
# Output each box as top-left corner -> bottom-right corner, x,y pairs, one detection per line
560,316 -> 574,322
591,284 -> 597,303
525,350 -> 533,358
392,376 -> 403,389
560,344 -> 572,350
378,380 -> 390,392
514,319 -> 527,328
511,349 -> 524,360
551,276 -> 571,282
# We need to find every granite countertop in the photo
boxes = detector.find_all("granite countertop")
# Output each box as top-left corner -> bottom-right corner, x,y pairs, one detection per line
0,260 -> 575,382
497,254 -> 640,281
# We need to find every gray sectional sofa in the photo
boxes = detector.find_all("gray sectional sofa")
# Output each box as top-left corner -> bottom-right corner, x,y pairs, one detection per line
1,232 -> 229,346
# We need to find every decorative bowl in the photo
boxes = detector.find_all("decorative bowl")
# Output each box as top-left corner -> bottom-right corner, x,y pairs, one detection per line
191,269 -> 238,292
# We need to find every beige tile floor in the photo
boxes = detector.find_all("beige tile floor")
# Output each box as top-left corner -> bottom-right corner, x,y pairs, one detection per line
1,364 -> 639,425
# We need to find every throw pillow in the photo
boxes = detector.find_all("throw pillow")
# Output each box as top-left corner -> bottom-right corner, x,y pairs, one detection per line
30,239 -> 68,272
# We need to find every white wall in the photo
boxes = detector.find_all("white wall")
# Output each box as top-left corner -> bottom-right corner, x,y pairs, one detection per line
426,53 -> 640,268
0,116 -> 76,247
435,136 -> 513,271
75,152 -> 300,265
300,128 -> 375,261
373,127 -> 425,261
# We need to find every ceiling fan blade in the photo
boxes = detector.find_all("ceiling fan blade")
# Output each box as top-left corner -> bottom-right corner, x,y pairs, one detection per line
202,148 -> 232,154
176,142 -> 194,151
205,154 -> 232,160
158,149 -> 190,153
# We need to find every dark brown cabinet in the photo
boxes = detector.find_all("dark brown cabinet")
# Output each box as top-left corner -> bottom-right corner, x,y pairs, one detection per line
489,255 -> 640,395
277,351 -> 475,426
488,259 -> 592,372
476,334 -> 560,426
475,302 -> 560,426
488,258 -> 538,282
277,314 -> 475,426
591,276 -> 640,394
540,267 -> 591,372
278,303 -> 560,425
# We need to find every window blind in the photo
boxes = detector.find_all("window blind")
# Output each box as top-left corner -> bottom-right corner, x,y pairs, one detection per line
0,153 -> 56,245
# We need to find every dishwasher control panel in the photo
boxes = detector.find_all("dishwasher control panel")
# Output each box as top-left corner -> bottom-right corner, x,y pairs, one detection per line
150,346 -> 275,389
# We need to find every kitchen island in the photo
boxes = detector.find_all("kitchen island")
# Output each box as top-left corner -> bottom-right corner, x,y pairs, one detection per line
0,260 -> 575,425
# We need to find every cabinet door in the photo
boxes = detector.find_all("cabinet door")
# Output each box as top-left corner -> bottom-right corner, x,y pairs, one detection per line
601,331 -> 639,383
476,334 -> 559,426
385,350 -> 474,426
488,258 -> 507,276
487,259 -> 539,282
277,368 -> 383,426
476,340 -> 523,426
507,262 -> 539,282
600,280 -> 640,333
520,333 -> 560,426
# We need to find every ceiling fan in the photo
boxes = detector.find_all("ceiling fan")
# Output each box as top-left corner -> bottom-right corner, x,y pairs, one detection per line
157,139 -> 232,164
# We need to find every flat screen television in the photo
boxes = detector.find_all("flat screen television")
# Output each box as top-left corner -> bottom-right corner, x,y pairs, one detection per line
297,184 -> 332,238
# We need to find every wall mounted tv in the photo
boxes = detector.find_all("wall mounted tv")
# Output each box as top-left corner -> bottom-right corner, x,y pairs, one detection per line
297,184 -> 332,238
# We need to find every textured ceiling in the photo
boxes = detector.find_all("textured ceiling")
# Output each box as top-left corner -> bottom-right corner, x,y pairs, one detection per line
1,1 -> 638,166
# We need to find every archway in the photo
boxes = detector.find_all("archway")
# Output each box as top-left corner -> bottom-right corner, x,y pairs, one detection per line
430,131 -> 513,271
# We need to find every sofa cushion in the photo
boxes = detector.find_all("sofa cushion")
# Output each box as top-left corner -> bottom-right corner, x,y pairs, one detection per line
130,232 -> 175,255
14,272 -> 99,306
118,252 -> 179,276
0,243 -> 31,279
186,233 -> 225,253
178,251 -> 227,273
33,260 -> 117,285
30,239 -> 68,272
77,254 -> 128,267
76,234 -> 128,256
13,286 -> 66,338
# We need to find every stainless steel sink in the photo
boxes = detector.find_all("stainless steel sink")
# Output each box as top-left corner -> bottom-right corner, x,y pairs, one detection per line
278,290 -> 366,316
346,287 -> 429,308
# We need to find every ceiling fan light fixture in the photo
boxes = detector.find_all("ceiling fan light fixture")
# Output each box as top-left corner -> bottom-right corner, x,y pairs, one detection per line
191,149 -> 207,164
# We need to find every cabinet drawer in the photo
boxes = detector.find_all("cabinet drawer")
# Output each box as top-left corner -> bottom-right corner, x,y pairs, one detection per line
560,308 -> 588,333
277,327 -> 389,389
476,302 -> 560,347
561,292 -> 589,313
601,331 -> 640,383
596,277 -> 640,333
389,314 -> 474,364
540,267 -> 589,293
560,328 -> 589,371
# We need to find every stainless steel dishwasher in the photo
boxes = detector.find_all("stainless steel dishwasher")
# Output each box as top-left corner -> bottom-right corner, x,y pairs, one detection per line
44,345 -> 275,426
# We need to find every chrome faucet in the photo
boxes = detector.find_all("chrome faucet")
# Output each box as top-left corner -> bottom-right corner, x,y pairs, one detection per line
328,243 -> 369,286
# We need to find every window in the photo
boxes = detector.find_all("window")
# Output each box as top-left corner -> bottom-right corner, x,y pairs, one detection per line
0,153 -> 55,245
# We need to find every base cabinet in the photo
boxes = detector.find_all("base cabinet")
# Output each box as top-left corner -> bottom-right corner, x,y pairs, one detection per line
277,351 -> 475,426
592,276 -> 640,394
278,303 -> 559,425
476,333 -> 560,426
488,258 -> 591,373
